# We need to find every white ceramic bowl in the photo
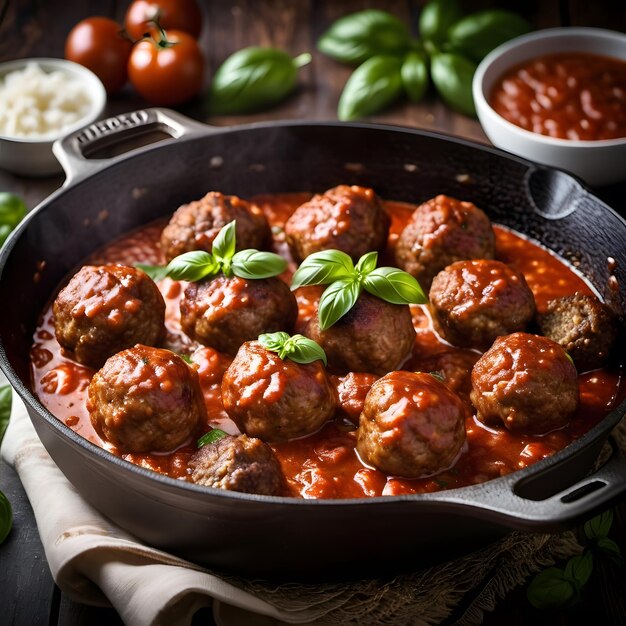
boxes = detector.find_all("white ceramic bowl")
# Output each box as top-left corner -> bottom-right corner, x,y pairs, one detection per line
473,28 -> 626,187
0,58 -> 106,177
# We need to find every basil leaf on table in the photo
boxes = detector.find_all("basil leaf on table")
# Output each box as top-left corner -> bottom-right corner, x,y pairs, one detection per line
0,192 -> 27,247
0,489 -> 11,545
419,0 -> 463,46
526,566 -> 578,609
210,47 -> 311,115
259,332 -> 327,366
430,52 -> 477,117
318,9 -> 411,65
447,10 -> 531,62
583,509 -> 613,541
338,55 -> 404,121
363,267 -> 427,305
231,249 -> 287,279
401,52 -> 429,103
318,278 -> 361,330
596,537 -> 623,563
564,552 -> 594,590
0,384 -> 11,444
291,249 -> 355,290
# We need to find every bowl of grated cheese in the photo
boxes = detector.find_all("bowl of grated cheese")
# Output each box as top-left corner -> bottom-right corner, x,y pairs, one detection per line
0,58 -> 106,177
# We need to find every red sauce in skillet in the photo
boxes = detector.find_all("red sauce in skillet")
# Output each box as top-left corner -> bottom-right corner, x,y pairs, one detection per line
490,52 -> 626,141
30,194 -> 624,498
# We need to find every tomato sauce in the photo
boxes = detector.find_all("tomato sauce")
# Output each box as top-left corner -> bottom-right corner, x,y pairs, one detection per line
30,194 -> 624,498
490,52 -> 626,141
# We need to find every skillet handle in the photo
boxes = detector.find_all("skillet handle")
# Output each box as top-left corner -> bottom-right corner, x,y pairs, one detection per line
450,452 -> 626,531
53,108 -> 212,186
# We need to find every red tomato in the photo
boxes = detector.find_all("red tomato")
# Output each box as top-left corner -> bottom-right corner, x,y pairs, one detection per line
125,0 -> 202,40
65,17 -> 132,93
128,30 -> 204,105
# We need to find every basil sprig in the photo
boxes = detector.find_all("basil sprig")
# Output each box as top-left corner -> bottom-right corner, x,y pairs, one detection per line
197,428 -> 228,448
138,221 -> 286,283
0,384 -> 12,545
259,332 -> 327,366
291,250 -> 426,330
210,47 -> 312,115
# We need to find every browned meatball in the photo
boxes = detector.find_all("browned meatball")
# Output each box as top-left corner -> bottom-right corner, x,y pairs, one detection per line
395,195 -> 496,291
537,293 -> 619,371
303,292 -> 415,375
189,433 -> 287,496
430,259 -> 536,351
160,191 -> 271,262
88,345 -> 206,453
53,264 -> 166,369
180,276 -> 298,356
221,341 -> 336,442
333,372 -> 379,425
470,332 -> 579,434
284,185 -> 390,262
357,371 -> 467,478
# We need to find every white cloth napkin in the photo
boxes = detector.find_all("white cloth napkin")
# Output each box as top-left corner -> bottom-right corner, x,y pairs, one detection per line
0,389 -> 321,626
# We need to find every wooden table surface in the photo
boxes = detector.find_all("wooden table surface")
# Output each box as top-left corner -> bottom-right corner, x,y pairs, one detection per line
0,1 -> 625,624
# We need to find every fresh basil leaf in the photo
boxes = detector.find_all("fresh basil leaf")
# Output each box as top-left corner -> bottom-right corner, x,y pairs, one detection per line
0,224 -> 12,248
212,221 -> 237,262
447,10 -> 531,62
166,251 -> 217,282
291,250 -> 355,290
0,192 -> 27,229
355,251 -> 378,276
338,55 -> 404,121
584,509 -> 613,541
0,489 -> 11,544
401,51 -> 429,103
597,537 -> 623,563
136,263 -> 170,282
363,267 -> 427,305
564,552 -> 593,590
197,428 -> 228,448
430,52 -> 477,117
419,0 -> 463,46
231,249 -> 287,279
526,566 -> 577,609
318,9 -> 411,65
210,47 -> 311,115
318,278 -> 361,330
0,384 -> 11,444
259,331 -> 292,353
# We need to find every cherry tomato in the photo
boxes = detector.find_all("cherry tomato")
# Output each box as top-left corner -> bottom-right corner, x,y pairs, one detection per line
125,0 -> 202,40
65,17 -> 132,93
128,30 -> 204,105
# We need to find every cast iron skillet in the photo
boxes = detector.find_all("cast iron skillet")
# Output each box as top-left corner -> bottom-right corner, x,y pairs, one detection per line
1,109 -> 625,579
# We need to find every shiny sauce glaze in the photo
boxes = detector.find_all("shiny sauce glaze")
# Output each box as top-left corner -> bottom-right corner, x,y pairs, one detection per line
490,52 -> 626,141
31,194 -> 624,498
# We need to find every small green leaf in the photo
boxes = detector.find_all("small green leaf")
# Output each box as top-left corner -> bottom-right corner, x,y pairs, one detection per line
401,51 -> 429,103
584,509 -> 613,541
430,52 -> 477,117
527,567 -> 577,609
355,251 -> 378,276
318,9 -> 411,65
291,250 -> 355,290
596,537 -> 623,563
0,384 -> 11,444
166,251 -> 218,282
419,0 -> 463,46
0,489 -> 11,544
231,249 -> 287,279
564,552 -> 593,590
259,332 -> 327,366
0,225 -> 12,248
363,267 -> 427,305
338,55 -> 404,121
429,370 -> 446,383
197,428 -> 229,448
136,263 -> 170,282
212,220 -> 237,261
318,278 -> 361,330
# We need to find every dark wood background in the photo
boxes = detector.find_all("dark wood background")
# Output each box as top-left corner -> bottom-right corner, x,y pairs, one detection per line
0,1 -> 625,624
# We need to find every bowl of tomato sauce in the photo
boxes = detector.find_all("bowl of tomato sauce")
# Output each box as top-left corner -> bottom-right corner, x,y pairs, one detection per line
473,28 -> 626,186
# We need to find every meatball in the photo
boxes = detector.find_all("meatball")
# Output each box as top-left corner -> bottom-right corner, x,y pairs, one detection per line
284,185 -> 390,262
303,291 -> 415,375
470,332 -> 579,434
189,434 -> 286,496
395,195 -> 496,291
333,372 -> 379,425
180,276 -> 298,356
430,259 -> 536,351
357,371 -> 467,478
88,345 -> 206,453
53,264 -> 166,369
221,341 -> 336,442
537,293 -> 619,371
160,191 -> 271,262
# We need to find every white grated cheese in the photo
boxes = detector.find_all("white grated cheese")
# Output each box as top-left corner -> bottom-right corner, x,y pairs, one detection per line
0,62 -> 93,138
